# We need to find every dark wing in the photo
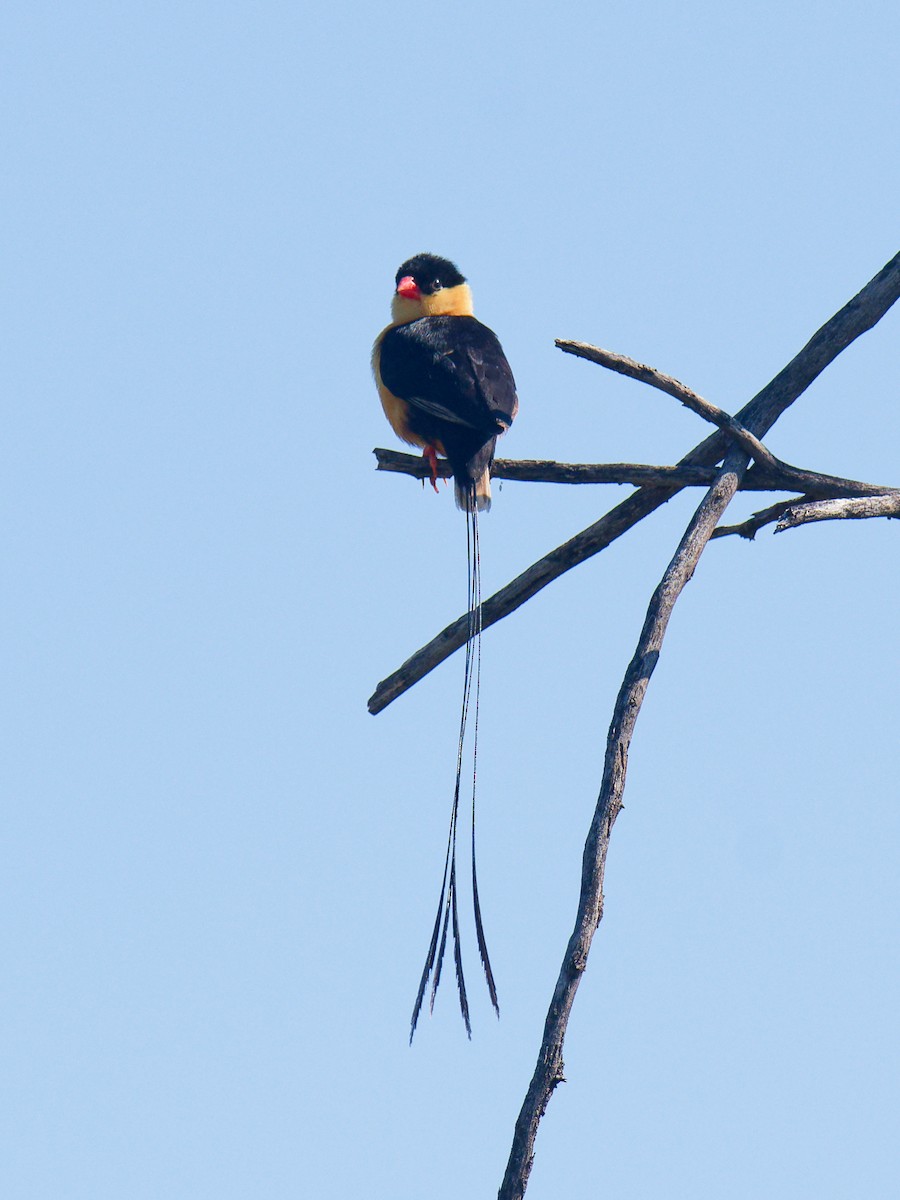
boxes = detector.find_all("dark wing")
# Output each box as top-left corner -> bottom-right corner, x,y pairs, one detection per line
379,316 -> 517,441
455,317 -> 518,430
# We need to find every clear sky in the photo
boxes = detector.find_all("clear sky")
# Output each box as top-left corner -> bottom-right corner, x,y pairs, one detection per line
3,2 -> 899,1197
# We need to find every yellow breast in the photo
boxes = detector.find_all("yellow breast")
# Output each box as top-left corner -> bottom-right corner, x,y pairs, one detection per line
372,328 -> 445,453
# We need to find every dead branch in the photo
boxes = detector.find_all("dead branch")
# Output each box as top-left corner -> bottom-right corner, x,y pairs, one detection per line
556,340 -> 779,468
497,252 -> 900,1200
499,445 -> 749,1198
376,448 -> 898,501
747,463 -> 899,499
775,492 -> 900,531
713,482 -> 900,541
368,252 -> 900,716
374,448 -> 720,489
711,499 -> 804,540
554,342 -> 900,499
367,489 -> 667,714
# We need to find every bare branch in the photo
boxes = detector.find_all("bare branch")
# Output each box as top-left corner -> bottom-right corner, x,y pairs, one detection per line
712,485 -> 900,539
749,462 -> 899,498
553,343 -> 900,499
499,445 -> 749,1199
374,448 -> 720,489
775,492 -> 900,531
367,488 -> 667,714
694,250 -> 900,450
711,499 -> 804,540
369,252 -> 900,715
556,339 -> 779,468
376,448 -> 899,501
374,448 -> 456,479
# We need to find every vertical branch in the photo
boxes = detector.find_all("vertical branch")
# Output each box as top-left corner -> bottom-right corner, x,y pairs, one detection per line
498,448 -> 748,1200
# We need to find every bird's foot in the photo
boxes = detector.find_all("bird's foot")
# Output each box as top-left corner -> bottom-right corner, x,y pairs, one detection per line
423,445 -> 440,493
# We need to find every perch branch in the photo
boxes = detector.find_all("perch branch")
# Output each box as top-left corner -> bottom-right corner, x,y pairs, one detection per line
376,448 -> 899,501
368,251 -> 900,715
374,448 -> 719,489
497,251 -> 900,1199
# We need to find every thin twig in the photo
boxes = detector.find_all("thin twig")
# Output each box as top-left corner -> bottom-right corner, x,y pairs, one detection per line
708,482 -> 900,540
553,343 -> 900,500
556,340 -> 779,468
775,492 -> 900,531
712,498 -> 810,540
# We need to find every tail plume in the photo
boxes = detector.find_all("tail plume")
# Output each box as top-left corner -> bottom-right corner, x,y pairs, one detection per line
409,505 -> 499,1041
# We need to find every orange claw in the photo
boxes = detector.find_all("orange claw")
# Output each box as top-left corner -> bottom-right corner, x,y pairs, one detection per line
423,445 -> 440,493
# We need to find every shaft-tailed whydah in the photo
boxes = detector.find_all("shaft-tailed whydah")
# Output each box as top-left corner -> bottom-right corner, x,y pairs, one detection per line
373,254 -> 518,1038
373,253 -> 517,511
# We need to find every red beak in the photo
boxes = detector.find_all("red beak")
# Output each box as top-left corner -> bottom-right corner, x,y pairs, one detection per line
396,275 -> 421,301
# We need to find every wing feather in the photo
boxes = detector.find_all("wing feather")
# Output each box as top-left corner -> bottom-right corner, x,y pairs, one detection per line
379,316 -> 517,443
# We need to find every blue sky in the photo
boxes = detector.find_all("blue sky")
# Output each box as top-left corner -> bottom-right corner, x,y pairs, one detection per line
2,2 -> 899,1197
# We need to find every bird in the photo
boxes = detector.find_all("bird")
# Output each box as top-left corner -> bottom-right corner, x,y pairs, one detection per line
372,254 -> 518,1039
372,253 -> 518,512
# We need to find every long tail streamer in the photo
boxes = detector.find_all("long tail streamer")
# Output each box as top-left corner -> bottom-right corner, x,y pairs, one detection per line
409,500 -> 500,1041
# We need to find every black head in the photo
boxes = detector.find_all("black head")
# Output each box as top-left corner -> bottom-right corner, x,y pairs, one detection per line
394,253 -> 466,296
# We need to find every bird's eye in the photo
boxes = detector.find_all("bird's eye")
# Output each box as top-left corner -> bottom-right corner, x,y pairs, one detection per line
431,279 -> 443,291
